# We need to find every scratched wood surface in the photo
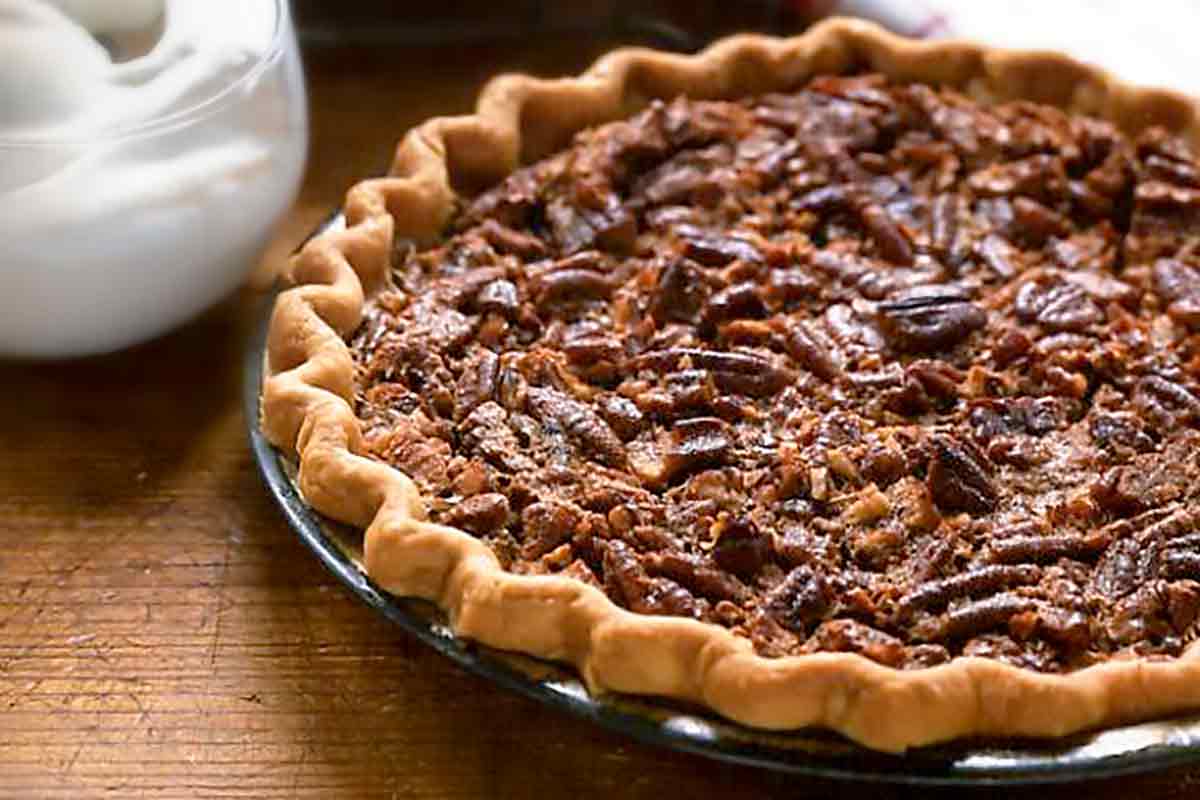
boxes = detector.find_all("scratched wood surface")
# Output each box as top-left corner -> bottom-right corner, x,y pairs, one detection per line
4,39 -> 1200,800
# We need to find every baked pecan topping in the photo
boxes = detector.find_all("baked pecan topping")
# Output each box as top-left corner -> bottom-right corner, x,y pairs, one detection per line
353,75 -> 1200,672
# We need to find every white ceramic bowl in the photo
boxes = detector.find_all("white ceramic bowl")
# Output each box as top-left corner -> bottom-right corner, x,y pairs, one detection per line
0,0 -> 307,358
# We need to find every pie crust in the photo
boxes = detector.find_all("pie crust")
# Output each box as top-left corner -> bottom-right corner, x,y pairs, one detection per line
261,18 -> 1200,752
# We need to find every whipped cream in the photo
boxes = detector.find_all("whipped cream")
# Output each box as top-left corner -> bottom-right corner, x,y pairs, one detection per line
42,0 -> 163,33
0,1 -> 116,144
0,0 -> 306,357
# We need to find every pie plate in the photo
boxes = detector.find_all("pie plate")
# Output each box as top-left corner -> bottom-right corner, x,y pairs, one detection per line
246,214 -> 1200,786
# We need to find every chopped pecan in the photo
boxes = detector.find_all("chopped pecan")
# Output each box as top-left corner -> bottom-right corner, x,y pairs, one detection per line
711,516 -> 772,579
494,362 -> 529,411
1084,144 -> 1133,197
809,250 -> 873,288
1103,585 -> 1172,647
1089,413 -> 1156,457
765,565 -> 832,634
519,501 -> 581,561
897,564 -> 1041,618
638,162 -> 708,206
1136,181 -> 1200,211
682,233 -> 764,266
1164,581 -> 1200,633
1064,270 -> 1138,307
968,154 -> 1066,199
445,493 -> 510,536
659,369 -> 710,415
1146,154 -> 1200,188
1133,375 -> 1200,431
1152,257 -> 1200,303
459,402 -> 536,474
927,434 -> 997,514
839,485 -> 890,528
988,532 -> 1109,564
476,279 -> 520,318
634,348 -> 792,398
650,258 -> 709,324
453,349 -> 499,421
992,327 -> 1032,366
597,394 -> 645,441
601,539 -> 704,619
1090,456 -> 1186,516
533,268 -> 615,308
459,165 -> 539,229
907,359 -> 963,405
1011,196 -> 1070,244
930,193 -> 963,263
477,218 -> 548,259
903,644 -> 951,668
968,396 -> 1072,441
546,192 -> 636,255
663,417 -> 734,484
765,269 -> 820,307
1138,127 -> 1198,167
1031,606 -> 1091,650
1162,552 -> 1200,581
526,388 -> 627,468
860,442 -> 909,487
805,619 -> 906,667
856,201 -> 914,265
794,184 -> 851,214
451,460 -> 492,497
919,594 -> 1037,641
445,266 -> 507,311
1152,258 -> 1200,328
1014,278 -> 1103,332
1144,505 -> 1200,543
782,319 -> 841,382
701,282 -> 768,328
643,551 -> 748,602
718,319 -> 776,347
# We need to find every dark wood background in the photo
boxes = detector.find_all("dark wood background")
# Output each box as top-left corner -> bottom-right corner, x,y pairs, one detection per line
291,0 -> 807,47
3,35 -> 1200,800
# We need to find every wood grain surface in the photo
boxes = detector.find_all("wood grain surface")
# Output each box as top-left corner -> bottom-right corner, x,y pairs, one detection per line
3,39 -> 1200,800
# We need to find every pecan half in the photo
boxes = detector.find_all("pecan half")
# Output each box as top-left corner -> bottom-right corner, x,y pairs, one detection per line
526,388 -> 627,468
877,289 -> 986,353
711,516 -> 771,579
765,565 -> 832,634
927,434 -> 997,514
664,417 -> 734,484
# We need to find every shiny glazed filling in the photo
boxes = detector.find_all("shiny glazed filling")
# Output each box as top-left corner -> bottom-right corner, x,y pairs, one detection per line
351,74 -> 1200,672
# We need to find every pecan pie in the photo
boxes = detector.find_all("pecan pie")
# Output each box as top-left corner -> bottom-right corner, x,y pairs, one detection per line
262,19 -> 1200,751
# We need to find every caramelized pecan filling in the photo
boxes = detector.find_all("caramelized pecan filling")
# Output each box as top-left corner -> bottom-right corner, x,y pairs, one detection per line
350,74 -> 1200,672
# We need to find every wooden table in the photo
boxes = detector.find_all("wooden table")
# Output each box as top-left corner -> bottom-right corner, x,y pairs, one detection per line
3,39 -> 1200,800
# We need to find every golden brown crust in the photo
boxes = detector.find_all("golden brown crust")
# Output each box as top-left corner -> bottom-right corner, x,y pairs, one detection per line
261,18 -> 1200,752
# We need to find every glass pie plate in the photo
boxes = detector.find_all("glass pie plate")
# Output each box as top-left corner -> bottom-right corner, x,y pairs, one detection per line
245,214 -> 1200,786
